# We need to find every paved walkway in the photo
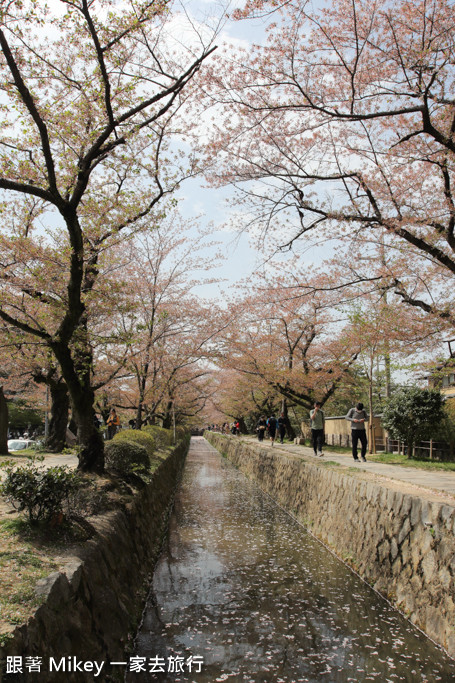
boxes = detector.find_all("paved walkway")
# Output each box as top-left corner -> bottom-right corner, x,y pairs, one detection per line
240,436 -> 455,505
3,442 -> 455,513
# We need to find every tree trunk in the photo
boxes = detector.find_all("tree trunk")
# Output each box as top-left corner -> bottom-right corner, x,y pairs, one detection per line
135,402 -> 143,430
46,380 -> 70,453
162,400 -> 173,429
238,416 -> 248,434
95,394 -> 111,426
70,363 -> 104,471
368,358 -> 374,454
73,394 -> 104,472
281,398 -> 296,440
384,350 -> 392,399
0,386 -> 8,455
32,369 -> 70,453
52,342 -> 104,472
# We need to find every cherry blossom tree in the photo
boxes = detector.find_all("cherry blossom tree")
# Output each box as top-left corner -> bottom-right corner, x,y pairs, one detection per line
204,0 -> 455,331
0,0 -> 216,470
345,289 -> 443,432
209,366 -> 283,432
0,385 -> 8,454
98,216 -> 223,428
218,267 -> 359,416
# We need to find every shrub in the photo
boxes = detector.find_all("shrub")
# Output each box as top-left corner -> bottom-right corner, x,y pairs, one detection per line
434,400 -> 455,459
0,456 -> 80,523
105,439 -> 151,476
142,425 -> 172,449
113,429 -> 155,458
382,388 -> 445,457
175,426 -> 188,442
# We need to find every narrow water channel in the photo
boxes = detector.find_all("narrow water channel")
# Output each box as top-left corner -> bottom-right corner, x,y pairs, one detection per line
127,437 -> 455,682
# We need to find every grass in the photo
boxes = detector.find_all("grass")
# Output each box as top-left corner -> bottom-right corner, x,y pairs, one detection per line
318,444 -> 455,471
320,444 -> 352,454
0,445 -> 173,640
241,435 -> 455,472
0,519 -> 61,635
366,451 -> 455,471
0,448 -> 43,465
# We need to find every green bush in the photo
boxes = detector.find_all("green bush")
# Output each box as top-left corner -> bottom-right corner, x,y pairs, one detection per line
113,429 -> 155,457
0,456 -> 80,523
434,400 -> 455,459
382,388 -> 445,457
142,425 -> 172,449
175,426 -> 187,442
105,439 -> 151,475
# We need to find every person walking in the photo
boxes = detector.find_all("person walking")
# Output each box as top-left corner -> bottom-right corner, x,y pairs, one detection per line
346,402 -> 368,462
267,414 -> 278,446
309,401 -> 325,457
256,416 -> 267,442
106,408 -> 120,440
277,412 -> 286,444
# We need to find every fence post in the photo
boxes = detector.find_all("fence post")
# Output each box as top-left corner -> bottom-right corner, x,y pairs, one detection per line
370,422 -> 376,454
430,439 -> 433,460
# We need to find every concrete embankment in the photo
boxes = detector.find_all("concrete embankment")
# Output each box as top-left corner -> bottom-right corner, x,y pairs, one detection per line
205,432 -> 455,659
0,439 -> 189,682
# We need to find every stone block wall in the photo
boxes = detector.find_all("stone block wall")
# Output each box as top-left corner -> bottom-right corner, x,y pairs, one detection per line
205,432 -> 455,659
0,439 -> 189,682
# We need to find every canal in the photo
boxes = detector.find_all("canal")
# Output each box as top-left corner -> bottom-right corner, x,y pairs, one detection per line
127,437 -> 455,682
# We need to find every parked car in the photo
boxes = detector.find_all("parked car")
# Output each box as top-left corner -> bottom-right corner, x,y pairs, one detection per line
7,439 -> 37,452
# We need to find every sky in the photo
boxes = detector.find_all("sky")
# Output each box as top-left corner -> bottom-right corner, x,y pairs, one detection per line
178,7 -> 257,296
171,0 -> 288,301
172,0 -> 334,302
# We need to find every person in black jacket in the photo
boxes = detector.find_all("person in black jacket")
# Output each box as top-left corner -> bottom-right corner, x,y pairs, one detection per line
277,412 -> 286,444
267,414 -> 277,447
256,416 -> 267,442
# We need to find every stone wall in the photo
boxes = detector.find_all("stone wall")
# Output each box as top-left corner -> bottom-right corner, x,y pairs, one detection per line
205,432 -> 455,659
0,439 -> 189,682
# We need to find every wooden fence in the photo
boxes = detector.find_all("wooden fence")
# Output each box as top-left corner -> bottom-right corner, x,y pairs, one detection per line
324,432 -> 452,460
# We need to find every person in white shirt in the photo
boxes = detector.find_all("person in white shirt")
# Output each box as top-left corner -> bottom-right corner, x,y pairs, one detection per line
346,402 -> 368,462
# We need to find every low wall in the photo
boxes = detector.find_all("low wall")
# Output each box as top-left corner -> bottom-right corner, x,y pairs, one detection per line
0,439 -> 189,682
205,432 -> 455,658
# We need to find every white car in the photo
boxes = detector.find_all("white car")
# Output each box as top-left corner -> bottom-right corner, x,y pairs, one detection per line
7,439 -> 36,452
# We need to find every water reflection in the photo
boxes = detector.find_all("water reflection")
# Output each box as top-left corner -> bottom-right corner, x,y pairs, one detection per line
127,437 -> 455,682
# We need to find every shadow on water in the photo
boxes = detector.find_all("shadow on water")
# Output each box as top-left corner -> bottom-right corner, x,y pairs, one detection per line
126,437 -> 455,682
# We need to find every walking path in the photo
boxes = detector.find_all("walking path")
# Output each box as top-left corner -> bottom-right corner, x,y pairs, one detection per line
3,440 -> 455,515
240,436 -> 455,506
